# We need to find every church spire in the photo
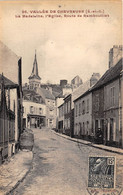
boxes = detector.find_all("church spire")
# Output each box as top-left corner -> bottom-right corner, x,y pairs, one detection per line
28,50 -> 41,80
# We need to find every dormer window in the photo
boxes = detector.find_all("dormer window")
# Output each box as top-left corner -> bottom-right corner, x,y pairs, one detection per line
30,106 -> 34,113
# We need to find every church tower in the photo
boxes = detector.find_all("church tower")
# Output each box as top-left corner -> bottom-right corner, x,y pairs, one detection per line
28,51 -> 41,90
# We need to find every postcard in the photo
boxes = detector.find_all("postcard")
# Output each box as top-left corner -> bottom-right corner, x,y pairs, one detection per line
0,0 -> 122,195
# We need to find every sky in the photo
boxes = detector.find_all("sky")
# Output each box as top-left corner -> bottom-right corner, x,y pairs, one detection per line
0,0 -> 122,84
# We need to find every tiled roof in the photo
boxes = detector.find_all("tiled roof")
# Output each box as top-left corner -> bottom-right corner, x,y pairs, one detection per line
91,58 -> 122,91
39,88 -> 55,100
52,91 -> 60,98
64,93 -> 71,100
28,75 -> 41,80
72,80 -> 90,102
23,89 -> 45,104
74,59 -> 122,102
0,74 -> 18,88
56,91 -> 64,98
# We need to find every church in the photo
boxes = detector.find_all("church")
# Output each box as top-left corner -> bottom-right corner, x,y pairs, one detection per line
23,51 -> 56,129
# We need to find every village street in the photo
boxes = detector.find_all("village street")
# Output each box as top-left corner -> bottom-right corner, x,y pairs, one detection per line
13,128 -> 123,195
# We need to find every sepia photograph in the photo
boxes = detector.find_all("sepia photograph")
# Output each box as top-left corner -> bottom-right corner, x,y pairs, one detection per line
0,0 -> 123,194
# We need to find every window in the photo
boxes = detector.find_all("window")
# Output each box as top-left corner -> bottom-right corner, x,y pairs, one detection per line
50,109 -> 53,116
86,121 -> 89,134
39,108 -> 42,114
68,101 -> 70,113
75,104 -> 78,117
59,106 -> 63,117
68,119 -> 70,128
49,119 -> 53,124
82,100 -> 85,114
13,100 -> 15,113
66,102 -> 68,113
64,103 -> 66,114
66,103 -> 67,114
59,108 -> 60,117
95,94 -> 99,111
6,89 -> 10,109
79,102 -> 81,116
87,99 -> 89,113
83,122 -> 85,135
30,106 -> 34,113
62,106 -> 64,116
110,87 -> 115,106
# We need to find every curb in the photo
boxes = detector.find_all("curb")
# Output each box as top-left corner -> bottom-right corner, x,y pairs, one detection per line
53,131 -> 123,155
5,151 -> 34,195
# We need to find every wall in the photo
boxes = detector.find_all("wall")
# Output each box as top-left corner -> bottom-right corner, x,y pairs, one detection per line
104,78 -> 121,145
64,96 -> 71,135
10,89 -> 18,142
72,80 -> 90,109
23,100 -> 46,127
45,98 -> 56,128
74,92 -> 92,137
58,104 -> 64,133
0,41 -> 19,84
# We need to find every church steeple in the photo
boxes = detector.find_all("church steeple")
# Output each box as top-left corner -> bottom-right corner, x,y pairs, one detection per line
28,50 -> 41,80
28,51 -> 41,90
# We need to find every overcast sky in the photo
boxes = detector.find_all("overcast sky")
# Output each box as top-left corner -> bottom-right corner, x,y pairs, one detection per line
0,1 -> 122,84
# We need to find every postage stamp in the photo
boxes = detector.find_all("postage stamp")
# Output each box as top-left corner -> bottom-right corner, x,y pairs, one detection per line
88,156 -> 115,188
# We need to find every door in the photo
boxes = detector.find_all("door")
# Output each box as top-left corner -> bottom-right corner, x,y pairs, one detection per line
110,118 -> 113,142
23,118 -> 26,129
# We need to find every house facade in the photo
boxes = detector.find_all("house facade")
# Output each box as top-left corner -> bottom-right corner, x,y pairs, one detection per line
58,103 -> 64,133
45,97 -> 56,128
37,88 -> 56,128
92,87 -> 104,143
74,91 -> 92,140
64,94 -> 71,136
23,89 -> 46,128
73,73 -> 100,139
0,42 -> 23,163
104,77 -> 122,147
91,58 -> 122,147
55,93 -> 64,129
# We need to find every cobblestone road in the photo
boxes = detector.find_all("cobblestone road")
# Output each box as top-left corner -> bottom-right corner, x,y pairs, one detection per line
13,128 -> 123,195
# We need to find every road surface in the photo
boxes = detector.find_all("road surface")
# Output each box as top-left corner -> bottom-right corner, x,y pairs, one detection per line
13,128 -> 123,195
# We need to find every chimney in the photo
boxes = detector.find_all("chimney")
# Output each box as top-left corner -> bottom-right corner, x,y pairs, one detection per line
48,86 -> 52,94
109,45 -> 123,68
60,80 -> 68,88
90,73 -> 100,87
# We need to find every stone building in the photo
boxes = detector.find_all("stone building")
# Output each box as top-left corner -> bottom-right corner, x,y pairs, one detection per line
73,73 -> 100,139
55,93 -> 64,129
74,90 -> 92,139
23,89 -> 46,128
0,41 -> 23,162
64,94 -> 72,136
37,87 -> 56,128
91,58 -> 122,147
58,103 -> 64,133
